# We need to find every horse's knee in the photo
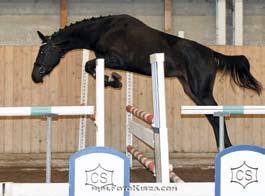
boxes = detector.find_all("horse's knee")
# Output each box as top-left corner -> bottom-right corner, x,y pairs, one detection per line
85,63 -> 95,76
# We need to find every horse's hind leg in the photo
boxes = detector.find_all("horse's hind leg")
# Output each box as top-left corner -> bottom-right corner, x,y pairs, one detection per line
85,59 -> 122,88
199,96 -> 232,148
179,77 -> 232,149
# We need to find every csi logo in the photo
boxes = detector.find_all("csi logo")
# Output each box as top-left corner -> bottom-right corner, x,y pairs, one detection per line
85,164 -> 114,188
231,161 -> 258,189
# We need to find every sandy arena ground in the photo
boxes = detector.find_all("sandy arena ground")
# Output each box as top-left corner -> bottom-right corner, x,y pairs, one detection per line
0,167 -> 214,183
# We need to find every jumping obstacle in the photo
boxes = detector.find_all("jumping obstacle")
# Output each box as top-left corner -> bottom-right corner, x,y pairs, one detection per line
3,58 -> 265,196
126,53 -> 183,183
181,105 -> 265,151
0,59 -> 105,183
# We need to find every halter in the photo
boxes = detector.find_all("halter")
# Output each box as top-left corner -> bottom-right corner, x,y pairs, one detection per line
36,43 -> 63,74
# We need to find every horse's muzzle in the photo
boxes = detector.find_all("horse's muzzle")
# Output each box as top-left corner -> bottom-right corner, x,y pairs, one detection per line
32,74 -> 43,83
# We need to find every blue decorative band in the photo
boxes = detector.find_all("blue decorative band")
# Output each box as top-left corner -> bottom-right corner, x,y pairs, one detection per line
31,106 -> 52,116
223,106 -> 244,114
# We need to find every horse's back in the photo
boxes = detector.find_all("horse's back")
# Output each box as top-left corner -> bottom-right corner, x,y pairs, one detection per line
98,15 -> 216,77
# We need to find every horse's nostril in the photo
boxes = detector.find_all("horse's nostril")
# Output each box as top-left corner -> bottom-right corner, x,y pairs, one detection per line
39,66 -> 46,74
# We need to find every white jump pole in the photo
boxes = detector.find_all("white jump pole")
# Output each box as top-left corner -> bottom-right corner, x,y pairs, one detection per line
95,59 -> 105,146
0,106 -> 94,116
181,105 -> 265,115
150,53 -> 170,183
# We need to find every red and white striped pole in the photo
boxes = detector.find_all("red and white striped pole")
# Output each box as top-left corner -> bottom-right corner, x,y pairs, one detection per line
126,105 -> 153,125
127,145 -> 184,183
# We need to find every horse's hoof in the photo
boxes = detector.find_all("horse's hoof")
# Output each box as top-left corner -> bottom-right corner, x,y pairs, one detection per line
111,72 -> 122,80
110,80 -> 122,89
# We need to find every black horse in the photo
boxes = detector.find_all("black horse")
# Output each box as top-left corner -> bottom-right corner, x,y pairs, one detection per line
32,14 -> 262,149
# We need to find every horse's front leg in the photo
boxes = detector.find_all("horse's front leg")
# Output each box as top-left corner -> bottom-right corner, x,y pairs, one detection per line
85,59 -> 122,89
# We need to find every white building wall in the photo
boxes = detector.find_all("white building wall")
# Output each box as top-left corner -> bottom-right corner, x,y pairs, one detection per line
0,0 -> 264,45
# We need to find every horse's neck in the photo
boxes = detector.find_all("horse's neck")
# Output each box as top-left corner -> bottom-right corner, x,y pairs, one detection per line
56,22 -> 105,52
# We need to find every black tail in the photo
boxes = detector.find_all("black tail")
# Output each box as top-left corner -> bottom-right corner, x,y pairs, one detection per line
214,51 -> 262,95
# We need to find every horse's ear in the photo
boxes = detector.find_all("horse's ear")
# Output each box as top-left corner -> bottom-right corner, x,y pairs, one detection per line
37,31 -> 47,42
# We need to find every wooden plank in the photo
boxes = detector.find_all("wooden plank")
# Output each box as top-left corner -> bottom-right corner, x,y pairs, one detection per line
30,46 -> 41,153
63,52 -> 72,152
21,46 -> 33,153
133,74 -> 140,150
244,46 -> 262,145
65,50 -> 80,152
110,75 -> 121,149
135,75 -> 149,152
46,46 -> 59,154
166,79 -> 174,153
60,0 -> 68,28
212,45 -> 227,151
260,46 -> 265,146
56,53 -> 68,152
39,55 -> 50,153
164,0 -> 172,33
145,74 -> 152,154
120,71 -> 127,150
0,45 -> 265,155
173,78 -> 182,152
0,46 -> 5,153
86,52 -> 96,147
128,121 -> 154,148
73,51 -> 83,150
12,47 -> 23,153
3,46 -> 14,153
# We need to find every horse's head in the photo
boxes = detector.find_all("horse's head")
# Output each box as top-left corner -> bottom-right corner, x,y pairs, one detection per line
32,31 -> 63,83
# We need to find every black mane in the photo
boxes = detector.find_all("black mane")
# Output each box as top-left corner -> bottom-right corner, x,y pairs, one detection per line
51,15 -> 113,39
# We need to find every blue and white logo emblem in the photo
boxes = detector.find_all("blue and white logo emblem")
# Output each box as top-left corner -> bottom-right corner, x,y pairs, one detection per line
69,147 -> 130,196
85,164 -> 114,188
215,145 -> 265,196
230,161 -> 258,189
